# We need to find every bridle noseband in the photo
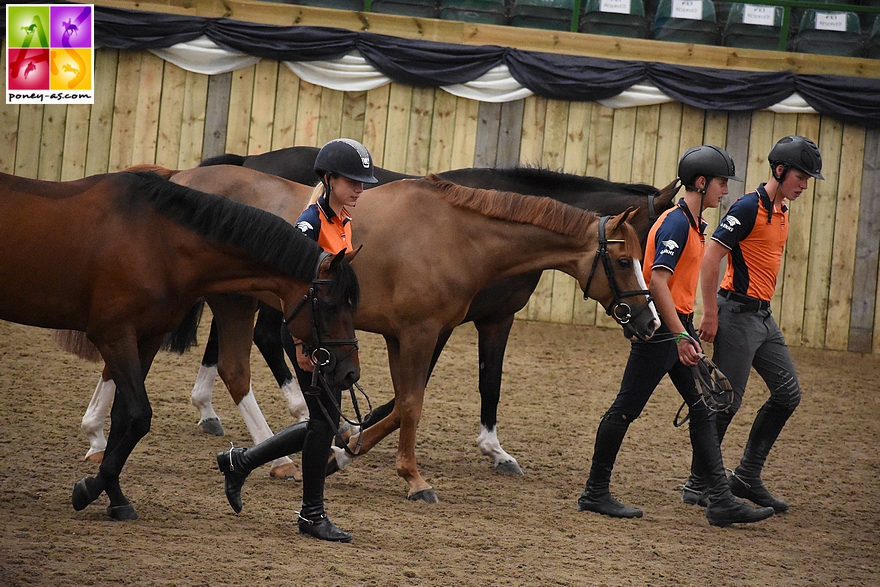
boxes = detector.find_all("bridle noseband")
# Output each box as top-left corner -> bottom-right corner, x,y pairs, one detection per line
284,252 -> 359,377
283,252 -> 368,456
582,215 -> 653,326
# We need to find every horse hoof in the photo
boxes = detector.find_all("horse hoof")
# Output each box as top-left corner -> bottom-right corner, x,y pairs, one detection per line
84,450 -> 104,464
269,462 -> 301,481
198,417 -> 224,436
71,477 -> 99,511
407,488 -> 439,503
106,504 -> 138,521
495,460 -> 524,476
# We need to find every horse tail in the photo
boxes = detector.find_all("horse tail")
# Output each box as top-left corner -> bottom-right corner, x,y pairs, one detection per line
51,329 -> 102,362
199,153 -> 247,167
162,301 -> 205,355
123,164 -> 180,179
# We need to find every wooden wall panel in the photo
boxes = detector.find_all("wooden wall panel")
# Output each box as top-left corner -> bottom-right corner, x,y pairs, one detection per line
340,90 -> 367,147
225,64 -> 256,157
155,62 -> 186,170
60,106 -> 90,180
802,118 -> 843,347
84,49 -> 118,175
248,60 -> 279,156
383,84 -> 413,172
201,72 -> 231,159
271,66 -> 300,150
38,105 -> 67,180
293,80 -> 322,148
427,89 -> 458,172
364,85 -> 391,168
0,40 -> 19,175
107,51 -> 143,172
405,86 -> 435,175
825,124 -> 866,350
178,71 -> 208,169
850,128 -> 880,353
316,87 -> 344,147
136,54 -> 165,167
15,106 -> 43,178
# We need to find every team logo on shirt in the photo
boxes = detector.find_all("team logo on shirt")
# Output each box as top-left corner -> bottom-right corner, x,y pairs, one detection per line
720,215 -> 741,232
659,239 -> 679,256
295,220 -> 313,234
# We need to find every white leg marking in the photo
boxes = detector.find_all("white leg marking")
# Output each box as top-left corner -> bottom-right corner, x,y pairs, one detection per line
190,364 -> 221,426
477,424 -> 518,469
281,378 -> 308,422
81,376 -> 113,459
237,387 -> 294,469
332,446 -> 353,470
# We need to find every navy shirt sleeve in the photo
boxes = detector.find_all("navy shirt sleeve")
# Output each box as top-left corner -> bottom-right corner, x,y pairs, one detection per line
712,193 -> 758,250
294,204 -> 320,243
652,208 -> 690,273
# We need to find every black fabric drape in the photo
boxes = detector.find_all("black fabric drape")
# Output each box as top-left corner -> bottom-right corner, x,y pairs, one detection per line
68,4 -> 880,128
505,51 -> 647,102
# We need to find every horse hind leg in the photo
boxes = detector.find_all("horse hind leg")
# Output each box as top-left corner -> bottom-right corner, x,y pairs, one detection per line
81,373 -> 115,463
236,388 -> 300,480
475,315 -> 523,475
190,320 -> 224,436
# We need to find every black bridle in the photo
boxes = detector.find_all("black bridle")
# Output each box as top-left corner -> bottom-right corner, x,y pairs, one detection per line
283,252 -> 367,456
582,215 -> 654,328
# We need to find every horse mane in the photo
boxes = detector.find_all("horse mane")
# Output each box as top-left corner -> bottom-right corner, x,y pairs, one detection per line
482,166 -> 659,196
119,171 -> 337,292
123,164 -> 180,179
425,175 -> 598,241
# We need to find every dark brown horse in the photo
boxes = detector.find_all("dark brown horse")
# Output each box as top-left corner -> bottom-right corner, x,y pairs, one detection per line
83,165 -> 659,503
195,147 -> 676,475
0,169 -> 360,520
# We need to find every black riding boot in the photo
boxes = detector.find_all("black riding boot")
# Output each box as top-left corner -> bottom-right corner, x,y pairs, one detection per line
216,421 -> 308,513
681,413 -> 732,507
689,418 -> 775,527
297,418 -> 353,543
577,413 -> 643,519
729,403 -> 793,513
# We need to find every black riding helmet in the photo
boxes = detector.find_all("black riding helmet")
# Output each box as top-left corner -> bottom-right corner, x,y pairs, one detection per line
768,135 -> 824,181
678,145 -> 742,193
314,138 -> 378,184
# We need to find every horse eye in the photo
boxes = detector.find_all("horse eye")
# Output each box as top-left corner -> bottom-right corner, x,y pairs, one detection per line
618,258 -> 632,269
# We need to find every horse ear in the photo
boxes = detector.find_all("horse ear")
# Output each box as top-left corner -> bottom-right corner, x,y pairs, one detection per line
605,206 -> 638,232
329,249 -> 348,270
344,244 -> 363,264
656,179 -> 680,207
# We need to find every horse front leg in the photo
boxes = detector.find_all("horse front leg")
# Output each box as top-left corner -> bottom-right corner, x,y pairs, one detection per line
72,335 -> 160,521
209,294 -> 299,480
384,332 -> 439,502
474,314 -> 523,475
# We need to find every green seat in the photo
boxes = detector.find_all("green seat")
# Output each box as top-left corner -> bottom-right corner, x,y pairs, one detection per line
791,9 -> 864,57
653,0 -> 719,45
439,0 -> 507,24
510,0 -> 576,31
722,3 -> 784,51
372,0 -> 440,18
579,0 -> 648,39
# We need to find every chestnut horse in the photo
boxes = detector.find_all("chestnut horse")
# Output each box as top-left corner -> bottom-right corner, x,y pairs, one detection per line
80,165 -> 659,503
195,148 -> 676,475
0,170 -> 360,520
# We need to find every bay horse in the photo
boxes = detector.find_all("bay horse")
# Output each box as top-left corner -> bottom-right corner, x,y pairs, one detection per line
0,169 -> 360,520
81,165 -> 659,503
194,147 -> 677,476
